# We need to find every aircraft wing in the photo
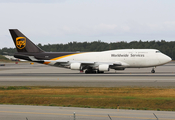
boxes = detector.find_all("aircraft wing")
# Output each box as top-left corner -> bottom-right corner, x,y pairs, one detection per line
44,60 -> 128,67
44,60 -> 94,65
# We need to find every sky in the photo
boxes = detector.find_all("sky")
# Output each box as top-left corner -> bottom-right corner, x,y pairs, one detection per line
1,0 -> 175,49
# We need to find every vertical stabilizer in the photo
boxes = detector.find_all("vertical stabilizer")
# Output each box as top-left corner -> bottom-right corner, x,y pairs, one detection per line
9,29 -> 44,53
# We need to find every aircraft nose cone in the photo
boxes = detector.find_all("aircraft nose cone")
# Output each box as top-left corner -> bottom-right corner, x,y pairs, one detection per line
167,56 -> 172,62
164,55 -> 172,63
159,54 -> 172,65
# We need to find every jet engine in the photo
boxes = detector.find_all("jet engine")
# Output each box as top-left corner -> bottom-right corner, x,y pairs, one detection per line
98,64 -> 109,71
70,63 -> 81,70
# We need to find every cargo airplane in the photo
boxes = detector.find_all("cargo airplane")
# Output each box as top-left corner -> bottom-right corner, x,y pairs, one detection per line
9,29 -> 171,73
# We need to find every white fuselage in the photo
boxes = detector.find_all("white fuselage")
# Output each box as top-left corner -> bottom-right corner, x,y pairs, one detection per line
55,49 -> 171,68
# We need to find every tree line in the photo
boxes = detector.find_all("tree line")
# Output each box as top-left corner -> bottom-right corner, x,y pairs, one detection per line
0,40 -> 175,59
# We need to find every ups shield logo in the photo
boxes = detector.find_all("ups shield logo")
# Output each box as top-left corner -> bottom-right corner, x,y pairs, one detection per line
16,37 -> 26,49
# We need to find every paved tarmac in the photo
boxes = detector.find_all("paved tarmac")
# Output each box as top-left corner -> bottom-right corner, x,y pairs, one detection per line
0,62 -> 175,87
0,62 -> 175,120
0,105 -> 175,120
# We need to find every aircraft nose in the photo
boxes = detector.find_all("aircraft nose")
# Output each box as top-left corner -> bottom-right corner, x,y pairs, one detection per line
167,56 -> 172,62
159,54 -> 172,64
164,55 -> 172,63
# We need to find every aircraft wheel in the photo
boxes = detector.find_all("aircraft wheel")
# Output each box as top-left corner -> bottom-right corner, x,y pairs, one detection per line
85,70 -> 96,74
85,70 -> 89,74
151,69 -> 155,73
97,70 -> 104,74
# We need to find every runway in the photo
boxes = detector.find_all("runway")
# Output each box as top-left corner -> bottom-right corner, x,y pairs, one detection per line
0,62 -> 175,120
0,62 -> 175,87
0,105 -> 175,120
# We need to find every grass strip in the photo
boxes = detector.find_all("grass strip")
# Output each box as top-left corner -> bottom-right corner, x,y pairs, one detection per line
0,86 -> 175,111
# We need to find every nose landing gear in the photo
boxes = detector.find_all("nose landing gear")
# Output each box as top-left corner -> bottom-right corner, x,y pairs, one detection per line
151,67 -> 156,73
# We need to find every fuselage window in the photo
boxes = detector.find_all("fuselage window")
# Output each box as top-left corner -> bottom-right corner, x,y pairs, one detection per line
156,51 -> 161,53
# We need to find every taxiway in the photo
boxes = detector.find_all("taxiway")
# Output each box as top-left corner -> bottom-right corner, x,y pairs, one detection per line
0,105 -> 175,120
0,62 -> 175,87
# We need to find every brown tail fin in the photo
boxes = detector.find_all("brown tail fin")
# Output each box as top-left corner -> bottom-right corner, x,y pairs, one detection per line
9,29 -> 44,53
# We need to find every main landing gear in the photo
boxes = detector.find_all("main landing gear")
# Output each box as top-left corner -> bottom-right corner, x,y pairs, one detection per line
84,69 -> 104,74
85,69 -> 96,74
151,67 -> 155,73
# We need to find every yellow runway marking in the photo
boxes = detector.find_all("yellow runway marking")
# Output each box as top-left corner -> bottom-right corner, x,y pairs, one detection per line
0,111 -> 175,120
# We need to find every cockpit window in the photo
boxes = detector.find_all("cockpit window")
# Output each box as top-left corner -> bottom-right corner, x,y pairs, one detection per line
156,51 -> 161,53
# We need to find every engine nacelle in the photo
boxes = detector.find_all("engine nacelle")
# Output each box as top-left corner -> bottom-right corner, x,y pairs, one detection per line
99,64 -> 110,71
70,63 -> 81,70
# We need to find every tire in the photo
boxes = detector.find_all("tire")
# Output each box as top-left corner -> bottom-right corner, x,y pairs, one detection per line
151,69 -> 155,73
97,70 -> 104,74
85,70 -> 89,74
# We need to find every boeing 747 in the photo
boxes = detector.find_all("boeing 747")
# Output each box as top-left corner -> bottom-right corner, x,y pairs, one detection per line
9,29 -> 171,73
